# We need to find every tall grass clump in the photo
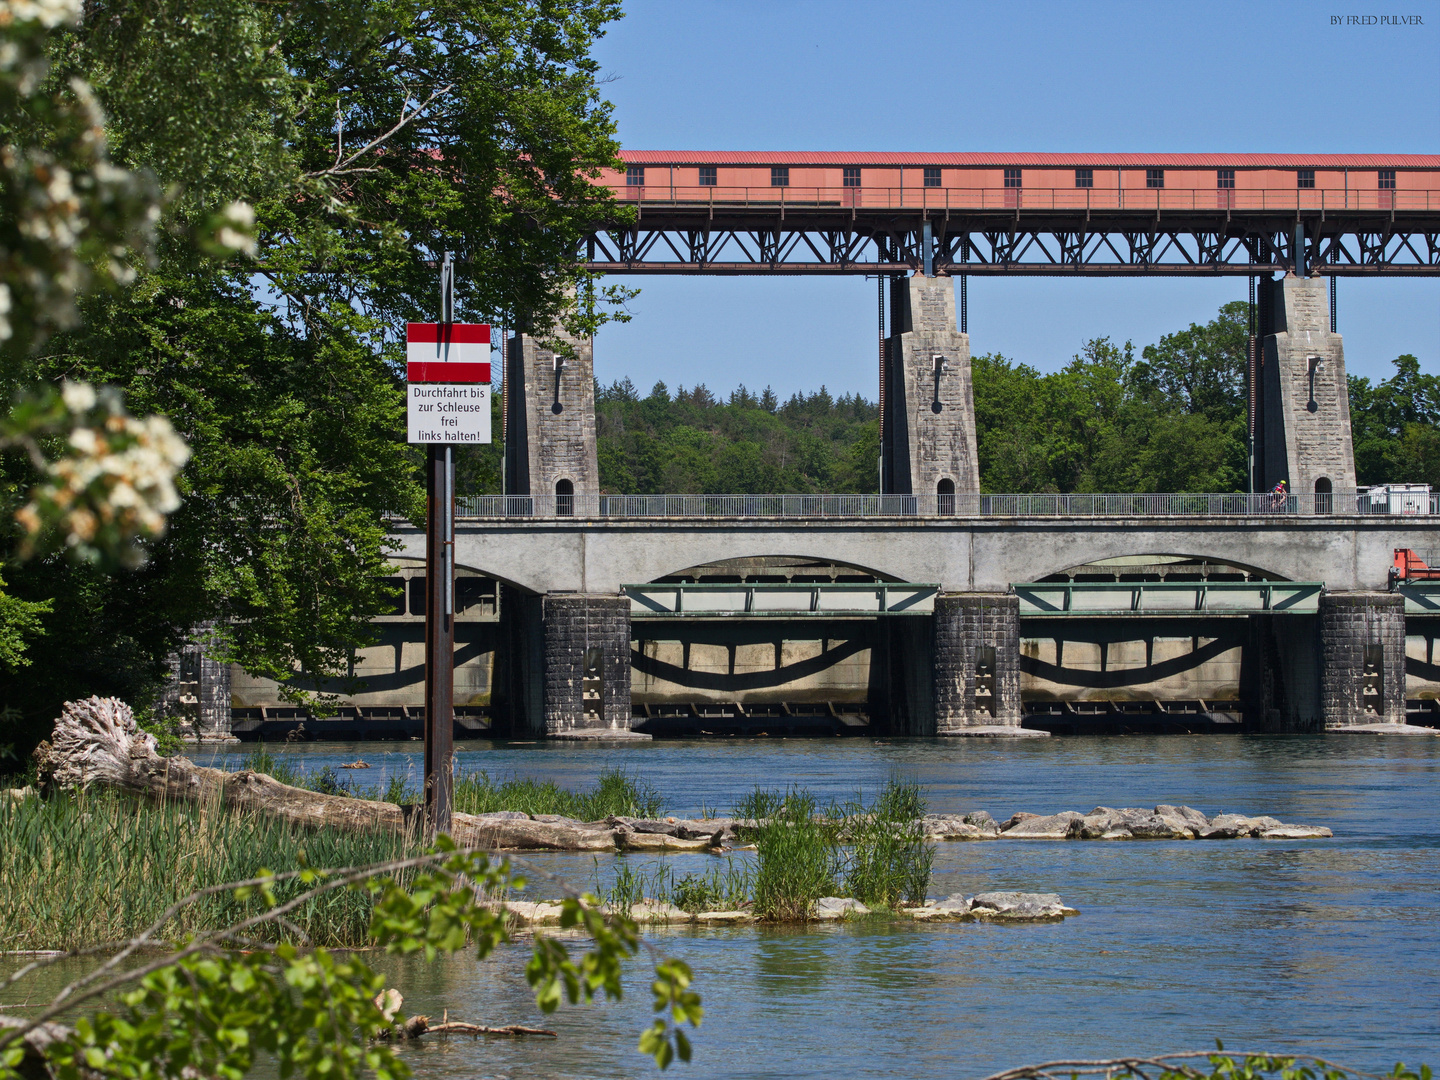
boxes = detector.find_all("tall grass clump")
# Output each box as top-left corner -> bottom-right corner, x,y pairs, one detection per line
453,766 -> 662,820
745,788 -> 839,921
591,857 -> 753,915
842,777 -> 935,908
0,790 -> 414,951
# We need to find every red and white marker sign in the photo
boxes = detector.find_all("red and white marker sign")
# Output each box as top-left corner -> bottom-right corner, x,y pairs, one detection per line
406,322 -> 492,445
406,322 -> 491,383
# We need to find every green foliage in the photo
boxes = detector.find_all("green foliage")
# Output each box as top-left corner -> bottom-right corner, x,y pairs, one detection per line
591,856 -> 751,915
841,778 -> 935,909
0,835 -> 701,1077
997,1046 -> 1433,1080
590,380 -> 879,495
745,788 -> 840,921
0,570 -> 49,670
1349,355 -> 1440,486
452,765 -> 663,820
1,0 -> 634,755
0,789 -> 408,950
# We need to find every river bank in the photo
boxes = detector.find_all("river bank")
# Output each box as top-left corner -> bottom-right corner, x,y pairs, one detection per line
5,734 -> 1436,1077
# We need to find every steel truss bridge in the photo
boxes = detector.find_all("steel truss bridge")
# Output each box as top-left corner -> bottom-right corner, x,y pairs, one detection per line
582,191 -> 1440,276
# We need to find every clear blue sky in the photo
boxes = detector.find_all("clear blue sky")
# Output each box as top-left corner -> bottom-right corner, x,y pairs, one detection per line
575,0 -> 1438,401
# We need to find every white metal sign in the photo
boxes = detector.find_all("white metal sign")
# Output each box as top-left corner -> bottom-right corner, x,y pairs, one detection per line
408,383 -> 491,445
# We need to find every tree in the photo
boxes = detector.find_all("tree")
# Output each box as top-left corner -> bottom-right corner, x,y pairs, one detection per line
1350,355 -> 1440,486
2,0 -> 634,753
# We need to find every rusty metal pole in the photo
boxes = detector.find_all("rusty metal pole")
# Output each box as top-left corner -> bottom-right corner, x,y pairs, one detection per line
423,252 -> 455,837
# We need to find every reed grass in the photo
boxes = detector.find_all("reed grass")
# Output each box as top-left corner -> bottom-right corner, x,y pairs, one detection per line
747,789 -> 841,921
593,857 -> 753,914
235,748 -> 661,821
452,766 -> 663,820
0,790 -> 413,951
841,778 -> 935,908
736,778 -> 936,919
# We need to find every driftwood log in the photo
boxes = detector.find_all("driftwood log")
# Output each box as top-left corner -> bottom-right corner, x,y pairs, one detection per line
31,697 -> 731,851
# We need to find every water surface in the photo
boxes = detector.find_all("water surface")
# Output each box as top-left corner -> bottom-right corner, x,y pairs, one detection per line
151,737 -> 1440,1075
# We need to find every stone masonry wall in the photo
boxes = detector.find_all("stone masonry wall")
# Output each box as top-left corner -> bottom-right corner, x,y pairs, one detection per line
1319,592 -> 1406,726
156,623 -> 232,739
507,329 -> 600,500
542,594 -> 632,734
933,593 -> 1021,731
883,275 -> 979,496
1259,276 -> 1357,494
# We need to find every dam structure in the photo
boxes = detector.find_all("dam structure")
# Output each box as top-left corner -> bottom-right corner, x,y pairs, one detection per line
209,151 -> 1440,740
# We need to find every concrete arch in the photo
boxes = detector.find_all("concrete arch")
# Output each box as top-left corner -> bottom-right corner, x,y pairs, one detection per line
1043,552 -> 1293,583
650,553 -> 906,585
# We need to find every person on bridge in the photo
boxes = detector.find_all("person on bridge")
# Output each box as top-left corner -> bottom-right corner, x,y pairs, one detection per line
1269,480 -> 1289,513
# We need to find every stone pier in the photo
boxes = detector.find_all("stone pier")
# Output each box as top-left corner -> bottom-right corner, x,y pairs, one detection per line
881,274 -> 980,498
541,593 -> 639,738
1255,274 -> 1357,496
933,594 -> 1024,733
1320,592 -> 1407,728
504,322 -> 600,504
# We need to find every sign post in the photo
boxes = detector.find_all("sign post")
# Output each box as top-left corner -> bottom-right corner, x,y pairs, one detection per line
409,253 -> 490,837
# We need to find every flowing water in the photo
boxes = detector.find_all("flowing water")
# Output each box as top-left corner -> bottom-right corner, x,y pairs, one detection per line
13,736 -> 1440,1078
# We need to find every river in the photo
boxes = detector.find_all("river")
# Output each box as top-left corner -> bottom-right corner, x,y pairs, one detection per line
173,735 -> 1440,1078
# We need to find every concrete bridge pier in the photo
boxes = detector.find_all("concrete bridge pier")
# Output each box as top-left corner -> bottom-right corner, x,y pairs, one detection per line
881,274 -> 980,497
540,593 -> 638,738
1320,592 -> 1407,728
933,594 -> 1024,733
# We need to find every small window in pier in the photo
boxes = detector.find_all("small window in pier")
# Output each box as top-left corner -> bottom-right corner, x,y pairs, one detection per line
1378,169 -> 1396,189
1217,168 -> 1235,188
843,167 -> 861,187
923,167 -> 941,187
555,478 -> 574,517
1075,168 -> 1093,188
1297,168 -> 1315,189
1362,645 -> 1384,714
771,166 -> 789,187
625,165 -> 644,187
1003,168 -> 1022,188
1146,168 -> 1165,188
698,165 -> 716,186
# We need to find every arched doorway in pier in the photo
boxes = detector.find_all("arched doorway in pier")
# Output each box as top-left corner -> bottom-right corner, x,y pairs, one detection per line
937,477 -> 956,515
555,477 -> 574,516
1314,476 -> 1332,515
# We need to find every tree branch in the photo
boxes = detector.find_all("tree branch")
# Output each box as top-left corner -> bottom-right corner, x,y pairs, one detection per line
308,84 -> 454,179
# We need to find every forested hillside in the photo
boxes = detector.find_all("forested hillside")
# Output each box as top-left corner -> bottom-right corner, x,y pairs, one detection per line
570,302 -> 1438,495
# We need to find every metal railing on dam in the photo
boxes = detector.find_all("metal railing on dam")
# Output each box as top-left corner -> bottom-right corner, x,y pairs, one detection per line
453,491 -> 1438,520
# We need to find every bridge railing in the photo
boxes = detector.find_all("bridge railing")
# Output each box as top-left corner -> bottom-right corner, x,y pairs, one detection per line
450,491 -> 1432,520
599,183 -> 1436,214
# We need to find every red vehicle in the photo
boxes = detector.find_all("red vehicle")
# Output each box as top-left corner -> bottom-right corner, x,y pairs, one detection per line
1391,548 -> 1440,587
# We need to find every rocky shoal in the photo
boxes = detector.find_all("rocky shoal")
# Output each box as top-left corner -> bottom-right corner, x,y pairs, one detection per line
446,803 -> 1330,852
492,890 -> 1078,927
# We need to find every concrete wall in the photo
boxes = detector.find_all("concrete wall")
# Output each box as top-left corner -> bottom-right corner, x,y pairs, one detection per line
1405,617 -> 1440,703
392,519 -> 1440,597
631,620 -> 878,708
1020,618 -> 1245,707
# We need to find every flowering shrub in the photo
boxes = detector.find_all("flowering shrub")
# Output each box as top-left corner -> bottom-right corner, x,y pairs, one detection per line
4,380 -> 189,564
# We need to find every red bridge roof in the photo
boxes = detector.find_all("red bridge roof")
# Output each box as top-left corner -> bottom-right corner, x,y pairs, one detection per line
617,150 -> 1440,169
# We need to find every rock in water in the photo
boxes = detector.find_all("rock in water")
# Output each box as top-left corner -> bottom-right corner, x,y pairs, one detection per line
969,892 -> 1076,920
1004,811 -> 1085,838
813,897 -> 871,920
